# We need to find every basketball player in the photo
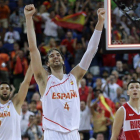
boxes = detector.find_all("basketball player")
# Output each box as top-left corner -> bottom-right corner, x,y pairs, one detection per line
111,81 -> 140,140
0,65 -> 33,140
24,4 -> 105,140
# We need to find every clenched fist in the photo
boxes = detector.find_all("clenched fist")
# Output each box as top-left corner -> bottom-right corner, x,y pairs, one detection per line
97,8 -> 106,22
24,4 -> 36,18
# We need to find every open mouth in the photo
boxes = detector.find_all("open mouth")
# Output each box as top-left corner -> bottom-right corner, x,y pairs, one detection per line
133,93 -> 137,95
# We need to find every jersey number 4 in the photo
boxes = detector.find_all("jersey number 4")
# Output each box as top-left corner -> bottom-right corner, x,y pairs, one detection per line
64,102 -> 69,111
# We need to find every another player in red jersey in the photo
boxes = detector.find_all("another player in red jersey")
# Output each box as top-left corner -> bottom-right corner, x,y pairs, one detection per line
111,81 -> 140,140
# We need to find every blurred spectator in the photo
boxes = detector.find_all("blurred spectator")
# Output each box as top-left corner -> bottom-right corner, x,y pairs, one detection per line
13,50 -> 28,93
133,54 -> 140,69
61,31 -> 75,56
101,70 -> 109,84
4,26 -> 20,44
90,95 -> 110,140
0,52 -> 10,83
31,92 -> 42,112
26,76 -> 37,103
42,10 -> 60,45
119,95 -> 127,106
102,74 -> 120,101
21,101 -> 34,134
111,70 -> 123,87
74,38 -> 86,66
79,78 -> 89,102
113,87 -> 123,103
22,115 -> 43,140
115,61 -> 125,80
85,72 -> 94,87
55,0 -> 67,17
29,100 -> 40,115
10,8 -> 23,28
79,87 -> 93,140
36,113 -> 42,126
94,78 -> 102,91
0,0 -> 10,29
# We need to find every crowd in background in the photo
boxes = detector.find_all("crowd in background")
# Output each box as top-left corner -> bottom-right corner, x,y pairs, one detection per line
1,0 -> 140,140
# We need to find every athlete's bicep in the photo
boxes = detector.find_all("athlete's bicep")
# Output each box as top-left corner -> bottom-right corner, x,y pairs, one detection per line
111,107 -> 124,140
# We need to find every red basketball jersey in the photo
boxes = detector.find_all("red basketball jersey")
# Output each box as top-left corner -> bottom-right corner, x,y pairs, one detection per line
118,102 -> 140,140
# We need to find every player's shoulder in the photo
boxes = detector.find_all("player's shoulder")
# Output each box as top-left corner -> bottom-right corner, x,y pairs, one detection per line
116,106 -> 125,117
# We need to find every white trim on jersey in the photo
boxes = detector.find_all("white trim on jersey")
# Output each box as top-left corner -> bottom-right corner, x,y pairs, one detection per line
127,102 -> 140,115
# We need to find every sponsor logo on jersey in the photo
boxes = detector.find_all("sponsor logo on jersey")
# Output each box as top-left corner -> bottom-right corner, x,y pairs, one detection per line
129,114 -> 134,116
0,111 -> 10,118
52,90 -> 77,99
130,120 -> 140,129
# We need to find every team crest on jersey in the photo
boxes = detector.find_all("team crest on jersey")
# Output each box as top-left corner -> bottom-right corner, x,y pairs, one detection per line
7,105 -> 9,108
70,81 -> 74,85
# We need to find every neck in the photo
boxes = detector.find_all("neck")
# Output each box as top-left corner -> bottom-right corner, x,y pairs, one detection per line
0,99 -> 9,104
51,68 -> 64,80
129,98 -> 140,109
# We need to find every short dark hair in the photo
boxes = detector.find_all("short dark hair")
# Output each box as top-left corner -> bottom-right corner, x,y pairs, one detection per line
127,81 -> 140,89
0,82 -> 11,91
45,48 -> 65,73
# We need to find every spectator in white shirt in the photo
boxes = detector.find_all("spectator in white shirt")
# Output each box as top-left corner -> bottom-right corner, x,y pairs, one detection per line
21,101 -> 34,134
102,74 -> 120,101
4,26 -> 20,44
42,10 -> 59,45
79,87 -> 92,140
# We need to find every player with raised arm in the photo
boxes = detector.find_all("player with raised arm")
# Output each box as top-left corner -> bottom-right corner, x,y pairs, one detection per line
24,4 -> 105,140
0,65 -> 33,140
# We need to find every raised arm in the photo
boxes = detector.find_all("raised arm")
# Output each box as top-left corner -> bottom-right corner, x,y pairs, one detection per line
24,5 -> 48,95
12,65 -> 33,114
71,8 -> 105,84
111,107 -> 124,140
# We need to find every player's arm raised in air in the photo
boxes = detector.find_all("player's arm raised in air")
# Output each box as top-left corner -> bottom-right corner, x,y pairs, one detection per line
24,4 -> 48,96
111,107 -> 124,140
12,65 -> 33,114
71,8 -> 105,84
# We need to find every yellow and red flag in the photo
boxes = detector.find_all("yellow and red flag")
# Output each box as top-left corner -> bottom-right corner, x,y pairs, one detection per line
52,12 -> 86,32
99,95 -> 116,119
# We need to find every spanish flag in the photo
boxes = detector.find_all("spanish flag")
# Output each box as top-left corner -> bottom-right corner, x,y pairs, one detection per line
99,95 -> 116,119
52,12 -> 86,32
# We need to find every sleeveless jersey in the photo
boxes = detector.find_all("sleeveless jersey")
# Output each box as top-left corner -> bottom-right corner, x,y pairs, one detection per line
119,102 -> 140,140
0,100 -> 21,140
41,73 -> 80,133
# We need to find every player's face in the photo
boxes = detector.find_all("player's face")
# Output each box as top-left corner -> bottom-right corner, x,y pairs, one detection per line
0,84 -> 11,101
127,83 -> 140,99
47,50 -> 64,69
